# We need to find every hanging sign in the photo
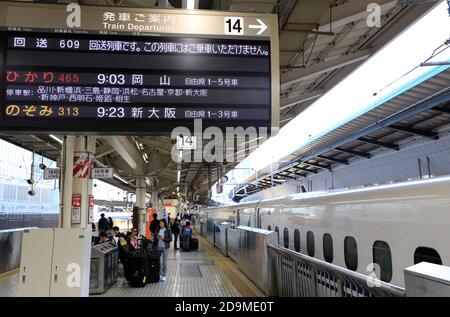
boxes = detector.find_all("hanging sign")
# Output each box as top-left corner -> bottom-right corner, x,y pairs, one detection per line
71,194 -> 81,224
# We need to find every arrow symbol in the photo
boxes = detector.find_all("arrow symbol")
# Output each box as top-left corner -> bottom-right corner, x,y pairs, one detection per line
249,18 -> 268,35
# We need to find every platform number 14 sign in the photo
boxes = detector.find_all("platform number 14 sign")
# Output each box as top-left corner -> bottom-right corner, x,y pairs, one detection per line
225,17 -> 244,35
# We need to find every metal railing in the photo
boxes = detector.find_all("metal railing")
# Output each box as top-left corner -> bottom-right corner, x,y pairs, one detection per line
268,244 -> 405,297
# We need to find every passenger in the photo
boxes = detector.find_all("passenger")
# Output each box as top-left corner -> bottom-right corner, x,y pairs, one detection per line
96,232 -> 109,245
181,221 -> 192,252
98,213 -> 109,233
129,228 -> 139,251
106,229 -> 116,245
171,218 -> 181,250
156,219 -> 172,282
112,226 -> 120,236
149,213 -> 160,248
107,217 -> 114,230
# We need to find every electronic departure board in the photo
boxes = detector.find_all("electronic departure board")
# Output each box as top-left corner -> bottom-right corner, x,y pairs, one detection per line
0,2 -> 279,134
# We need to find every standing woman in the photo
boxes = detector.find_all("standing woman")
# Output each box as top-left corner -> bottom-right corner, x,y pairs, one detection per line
157,219 -> 172,282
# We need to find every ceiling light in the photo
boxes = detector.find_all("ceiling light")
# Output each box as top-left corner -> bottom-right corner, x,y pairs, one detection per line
114,174 -> 128,184
49,134 -> 63,144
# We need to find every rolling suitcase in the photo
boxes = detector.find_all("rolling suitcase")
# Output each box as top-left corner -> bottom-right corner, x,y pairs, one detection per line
190,237 -> 199,251
147,249 -> 161,283
129,252 -> 148,287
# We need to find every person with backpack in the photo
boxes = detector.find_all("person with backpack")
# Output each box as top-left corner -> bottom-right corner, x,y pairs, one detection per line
181,221 -> 192,252
156,219 -> 172,282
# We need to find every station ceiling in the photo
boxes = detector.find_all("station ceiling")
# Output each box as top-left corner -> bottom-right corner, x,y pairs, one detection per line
0,0 -> 441,204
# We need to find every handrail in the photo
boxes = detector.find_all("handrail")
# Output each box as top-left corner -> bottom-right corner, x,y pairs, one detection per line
268,244 -> 406,297
0,227 -> 39,234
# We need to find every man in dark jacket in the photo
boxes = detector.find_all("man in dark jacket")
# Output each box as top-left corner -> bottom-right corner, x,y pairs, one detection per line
98,213 -> 109,233
171,219 -> 181,250
149,213 -> 160,248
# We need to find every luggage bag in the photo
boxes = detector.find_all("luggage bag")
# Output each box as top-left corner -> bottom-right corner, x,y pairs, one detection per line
129,252 -> 148,287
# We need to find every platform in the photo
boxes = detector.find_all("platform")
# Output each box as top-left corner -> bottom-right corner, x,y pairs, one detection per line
0,234 -> 264,297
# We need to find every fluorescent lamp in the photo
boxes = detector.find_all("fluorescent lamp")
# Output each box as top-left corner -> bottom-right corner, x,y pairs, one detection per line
114,174 -> 128,184
49,134 -> 63,144
186,0 -> 195,10
177,186 -> 180,192
177,170 -> 181,183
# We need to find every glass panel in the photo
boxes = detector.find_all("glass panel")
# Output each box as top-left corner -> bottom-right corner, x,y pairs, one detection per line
373,240 -> 392,282
307,231 -> 314,257
283,227 -> 289,248
344,236 -> 358,271
414,247 -> 442,265
323,233 -> 333,263
294,229 -> 300,252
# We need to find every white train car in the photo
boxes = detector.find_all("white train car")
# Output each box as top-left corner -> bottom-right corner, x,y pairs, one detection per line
205,176 -> 450,287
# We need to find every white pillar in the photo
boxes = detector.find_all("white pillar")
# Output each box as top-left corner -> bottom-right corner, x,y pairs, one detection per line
61,136 -> 75,228
72,136 -> 96,229
136,175 -> 147,236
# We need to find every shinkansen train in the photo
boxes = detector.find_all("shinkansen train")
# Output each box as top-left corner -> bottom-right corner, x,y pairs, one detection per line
205,176 -> 450,287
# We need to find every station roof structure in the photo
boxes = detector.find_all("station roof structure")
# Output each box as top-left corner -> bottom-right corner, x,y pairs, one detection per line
0,0 -> 441,203
231,65 -> 450,201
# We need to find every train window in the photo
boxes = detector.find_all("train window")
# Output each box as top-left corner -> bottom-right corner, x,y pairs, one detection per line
267,225 -> 272,231
294,229 -> 300,252
283,228 -> 289,248
414,247 -> 442,265
307,231 -> 315,257
373,241 -> 393,283
344,236 -> 358,271
323,233 -> 333,263
275,226 -> 280,244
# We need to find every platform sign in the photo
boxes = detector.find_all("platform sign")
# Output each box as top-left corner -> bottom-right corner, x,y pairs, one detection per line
91,167 -> 114,179
88,195 -> 94,223
0,1 -> 279,134
176,135 -> 197,150
71,194 -> 81,224
43,167 -> 60,180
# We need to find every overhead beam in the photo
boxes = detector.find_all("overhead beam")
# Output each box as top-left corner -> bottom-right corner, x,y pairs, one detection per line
280,90 -> 323,110
303,161 -> 332,171
104,136 -> 145,174
318,155 -> 349,165
335,147 -> 372,159
294,171 -> 307,178
432,106 -> 450,114
281,28 -> 335,36
358,137 -> 399,150
276,174 -> 297,180
281,49 -> 372,89
388,124 -> 439,139
294,166 -> 318,174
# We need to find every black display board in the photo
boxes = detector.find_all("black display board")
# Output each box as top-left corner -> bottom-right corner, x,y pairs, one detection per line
0,31 -> 272,134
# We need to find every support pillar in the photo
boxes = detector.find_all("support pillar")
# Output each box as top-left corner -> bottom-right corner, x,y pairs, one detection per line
150,176 -> 158,216
72,136 -> 96,229
61,135 -> 75,228
135,175 -> 147,236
